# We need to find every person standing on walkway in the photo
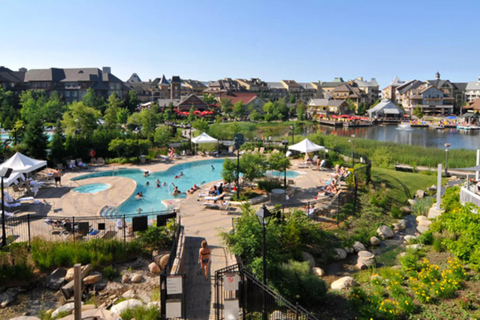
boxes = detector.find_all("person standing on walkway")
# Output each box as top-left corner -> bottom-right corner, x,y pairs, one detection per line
53,168 -> 62,187
198,240 -> 211,280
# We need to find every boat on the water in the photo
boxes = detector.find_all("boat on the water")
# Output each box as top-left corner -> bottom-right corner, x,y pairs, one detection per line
457,124 -> 480,130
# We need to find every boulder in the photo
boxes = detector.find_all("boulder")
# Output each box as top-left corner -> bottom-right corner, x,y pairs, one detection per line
353,241 -> 366,252
418,219 -> 432,227
122,275 -> 131,284
357,251 -> 376,269
158,254 -> 170,270
403,235 -> 417,243
122,289 -> 136,299
312,267 -> 325,277
370,236 -> 381,246
131,274 -> 143,283
416,215 -> 428,223
52,302 -> 80,318
334,248 -> 347,260
416,190 -> 426,198
406,244 -> 424,250
392,223 -> 401,231
398,219 -> 408,230
65,264 -> 92,282
149,262 -> 161,274
331,276 -> 357,290
84,273 -> 102,285
377,225 -> 394,239
110,299 -> 143,315
344,247 -> 354,254
417,225 -> 430,234
270,310 -> 286,320
147,302 -> 161,310
428,207 -> 443,219
407,199 -> 417,206
401,206 -> 411,214
427,184 -> 437,191
89,281 -> 108,293
46,268 -> 67,290
301,252 -> 316,269
0,288 -> 23,308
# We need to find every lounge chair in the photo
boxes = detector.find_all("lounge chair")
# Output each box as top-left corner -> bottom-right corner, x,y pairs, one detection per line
91,158 -> 98,165
10,184 -> 25,197
253,147 -> 259,153
259,147 -> 265,155
296,162 -> 309,169
4,210 -> 20,220
203,201 -> 230,211
97,158 -> 105,166
203,192 -> 226,201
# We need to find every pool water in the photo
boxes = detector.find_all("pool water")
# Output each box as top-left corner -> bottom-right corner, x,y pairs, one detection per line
72,159 -> 301,215
73,183 -> 110,194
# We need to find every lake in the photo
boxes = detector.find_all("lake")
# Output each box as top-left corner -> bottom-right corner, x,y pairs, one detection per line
317,125 -> 480,150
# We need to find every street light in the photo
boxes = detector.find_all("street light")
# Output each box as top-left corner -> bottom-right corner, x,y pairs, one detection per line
290,125 -> 295,144
282,140 -> 289,189
255,205 -> 272,320
349,134 -> 355,168
445,143 -> 451,176
1,166 -> 13,247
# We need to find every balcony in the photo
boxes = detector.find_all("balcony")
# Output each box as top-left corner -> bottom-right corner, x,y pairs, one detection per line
460,186 -> 480,207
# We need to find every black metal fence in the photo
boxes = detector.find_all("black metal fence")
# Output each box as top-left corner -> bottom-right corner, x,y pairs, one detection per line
215,263 -> 319,320
1,209 -> 177,248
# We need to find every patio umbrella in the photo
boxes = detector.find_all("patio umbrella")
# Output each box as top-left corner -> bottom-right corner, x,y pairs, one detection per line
288,138 -> 325,153
446,116 -> 456,119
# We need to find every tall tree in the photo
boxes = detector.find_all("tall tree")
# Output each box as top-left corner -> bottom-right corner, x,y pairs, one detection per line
43,91 -> 65,123
103,93 -> 122,129
124,90 -> 140,113
187,105 -> 196,123
49,119 -> 65,164
232,101 -> 245,119
24,116 -> 48,159
62,101 -> 101,139
296,102 -> 306,121
203,93 -> 216,106
82,88 -> 105,112
289,94 -> 296,103
219,97 -> 233,115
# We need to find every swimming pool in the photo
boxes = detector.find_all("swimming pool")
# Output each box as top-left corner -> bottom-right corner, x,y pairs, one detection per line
73,183 -> 110,194
72,159 -> 301,215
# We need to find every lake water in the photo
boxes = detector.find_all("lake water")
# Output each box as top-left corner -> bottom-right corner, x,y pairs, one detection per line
318,125 -> 480,150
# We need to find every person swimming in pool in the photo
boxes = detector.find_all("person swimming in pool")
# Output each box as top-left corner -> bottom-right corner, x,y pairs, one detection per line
146,181 -> 150,187
162,182 -> 166,186
174,172 -> 183,179
156,179 -> 160,185
144,171 -> 149,177
211,165 -> 214,170
173,185 -> 182,196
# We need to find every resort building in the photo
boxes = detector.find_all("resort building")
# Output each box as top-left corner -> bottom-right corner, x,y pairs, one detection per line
0,66 -> 26,95
23,66 -> 128,103
315,77 -> 345,99
352,77 -> 380,106
331,82 -> 367,109
465,78 -> 480,103
307,98 -> 349,118
157,93 -> 209,112
217,92 -> 265,113
366,99 -> 404,119
382,76 -> 405,102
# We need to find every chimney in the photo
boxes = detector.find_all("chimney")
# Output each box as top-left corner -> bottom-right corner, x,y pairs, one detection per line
19,67 -> 27,72
102,67 -> 111,74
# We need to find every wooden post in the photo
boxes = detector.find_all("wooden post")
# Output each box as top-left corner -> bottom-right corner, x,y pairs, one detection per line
74,263 -> 82,320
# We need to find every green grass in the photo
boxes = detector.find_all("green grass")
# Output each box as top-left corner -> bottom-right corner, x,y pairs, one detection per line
371,168 -> 445,204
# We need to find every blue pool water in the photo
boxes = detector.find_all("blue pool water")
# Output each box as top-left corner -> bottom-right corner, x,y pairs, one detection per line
72,159 -> 301,215
73,183 -> 110,194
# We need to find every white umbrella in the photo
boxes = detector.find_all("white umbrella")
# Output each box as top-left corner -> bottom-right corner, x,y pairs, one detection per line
288,138 -> 325,153
0,152 -> 47,174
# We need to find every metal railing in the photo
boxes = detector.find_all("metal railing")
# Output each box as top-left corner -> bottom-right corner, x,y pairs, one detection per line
1,209 -> 177,248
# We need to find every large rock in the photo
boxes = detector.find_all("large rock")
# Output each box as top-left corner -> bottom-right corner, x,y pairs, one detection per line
353,241 -> 366,252
149,262 -> 161,274
270,310 -> 286,320
417,225 -> 430,234
357,251 -> 376,269
52,302 -> 81,318
157,254 -> 170,270
404,235 -> 417,243
65,264 -> 92,282
416,190 -> 426,198
122,275 -> 131,284
416,215 -> 428,223
398,219 -> 408,230
46,268 -> 67,290
377,225 -> 394,239
418,219 -> 432,227
84,273 -> 102,285
406,244 -> 424,250
401,206 -> 411,214
122,289 -> 137,299
312,267 -> 325,277
428,207 -> 443,219
392,223 -> 401,232
131,274 -> 143,283
301,251 -> 316,269
334,248 -> 347,260
331,276 -> 357,290
407,199 -> 417,206
110,299 -> 143,315
370,236 -> 381,246
0,288 -> 23,308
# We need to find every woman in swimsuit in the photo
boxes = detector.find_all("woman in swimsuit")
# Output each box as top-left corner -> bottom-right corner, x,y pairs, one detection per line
198,240 -> 211,280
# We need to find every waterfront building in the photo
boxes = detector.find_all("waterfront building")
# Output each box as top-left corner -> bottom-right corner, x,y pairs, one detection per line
382,76 -> 405,102
366,99 -> 404,119
331,82 -> 367,109
315,77 -> 345,99
465,77 -> 480,103
307,98 -> 349,118
0,66 -> 26,96
352,77 -> 379,106
217,92 -> 265,113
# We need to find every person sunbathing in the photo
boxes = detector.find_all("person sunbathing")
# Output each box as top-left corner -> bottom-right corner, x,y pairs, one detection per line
209,185 -> 217,196
187,184 -> 200,194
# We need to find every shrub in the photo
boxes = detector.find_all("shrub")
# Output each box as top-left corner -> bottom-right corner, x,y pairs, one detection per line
103,265 -> 120,281
137,226 -> 173,250
417,231 -> 433,245
390,207 -> 403,219
456,296 -> 473,310
0,244 -> 34,286
257,179 -> 282,192
432,236 -> 445,252
120,306 -> 160,320
399,249 -> 423,275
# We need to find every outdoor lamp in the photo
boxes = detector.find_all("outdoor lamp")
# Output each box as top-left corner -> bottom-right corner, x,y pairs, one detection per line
255,204 -> 272,320
282,140 -> 289,189
290,125 -> 295,144
444,143 -> 451,176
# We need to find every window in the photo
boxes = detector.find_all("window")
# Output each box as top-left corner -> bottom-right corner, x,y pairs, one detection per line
65,91 -> 70,97
72,91 -> 77,97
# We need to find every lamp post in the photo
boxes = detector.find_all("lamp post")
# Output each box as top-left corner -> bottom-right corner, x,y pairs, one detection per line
349,134 -> 355,168
1,166 -> 13,247
444,143 -> 451,176
290,125 -> 294,144
282,139 -> 289,189
235,140 -> 240,199
256,205 -> 272,320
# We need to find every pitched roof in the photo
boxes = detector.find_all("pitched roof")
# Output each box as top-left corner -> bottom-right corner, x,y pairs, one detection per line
354,78 -> 378,87
298,82 -> 316,90
466,81 -> 480,91
367,99 -> 404,114
126,73 -> 142,83
0,67 -> 25,82
159,75 -> 170,85
453,82 -> 468,91
396,80 -> 424,94
266,82 -> 286,89
281,80 -> 301,88
24,67 -> 123,83
218,92 -> 260,106
308,98 -> 347,107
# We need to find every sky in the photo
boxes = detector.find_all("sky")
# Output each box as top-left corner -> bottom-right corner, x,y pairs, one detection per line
1,0 -> 480,88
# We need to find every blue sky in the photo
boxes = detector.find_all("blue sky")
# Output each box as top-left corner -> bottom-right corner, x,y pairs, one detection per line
1,0 -> 479,88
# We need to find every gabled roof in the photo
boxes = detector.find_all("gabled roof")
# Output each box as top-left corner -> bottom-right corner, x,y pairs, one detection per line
466,81 -> 480,91
396,80 -> 424,94
308,98 -> 348,107
182,79 -> 206,89
159,75 -> 170,85
353,78 -> 379,87
367,99 -> 404,115
0,67 -> 25,82
298,82 -> 316,90
126,73 -> 142,83
281,80 -> 301,89
453,82 -> 468,91
217,92 -> 261,106
24,67 -> 123,83
266,82 -> 286,89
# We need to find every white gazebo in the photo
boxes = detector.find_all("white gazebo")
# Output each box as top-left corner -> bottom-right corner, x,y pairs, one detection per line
191,132 -> 218,154
0,152 -> 47,174
288,138 -> 325,153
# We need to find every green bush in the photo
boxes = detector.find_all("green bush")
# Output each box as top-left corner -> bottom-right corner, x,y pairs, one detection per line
0,243 -> 34,286
257,179 -> 282,192
399,249 -> 424,275
103,265 -> 119,281
390,207 -> 403,219
120,305 -> 160,320
417,231 -> 433,245
137,226 -> 174,250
